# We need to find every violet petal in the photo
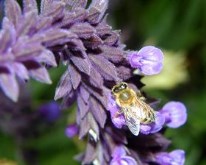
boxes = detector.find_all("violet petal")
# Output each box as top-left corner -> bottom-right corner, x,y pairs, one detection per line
89,55 -> 119,81
54,70 -> 73,100
5,0 -> 21,27
17,11 -> 37,37
140,112 -> 165,134
160,101 -> 187,128
13,62 -> 29,80
68,64 -> 81,89
100,45 -> 125,63
90,97 -> 107,128
70,56 -> 91,75
87,0 -> 108,24
23,0 -> 38,14
29,67 -> 52,84
77,95 -> 89,120
38,49 -> 57,67
65,0 -> 88,9
108,95 -> 125,129
0,73 -> 19,102
128,46 -> 164,75
70,22 -> 95,39
89,66 -> 104,88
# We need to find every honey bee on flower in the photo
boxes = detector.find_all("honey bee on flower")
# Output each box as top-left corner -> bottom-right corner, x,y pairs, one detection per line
111,82 -> 156,136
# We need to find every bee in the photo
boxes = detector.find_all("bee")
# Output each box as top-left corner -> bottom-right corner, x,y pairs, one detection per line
111,82 -> 156,136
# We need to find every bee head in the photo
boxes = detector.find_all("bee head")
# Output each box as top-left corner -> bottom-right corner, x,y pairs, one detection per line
112,82 -> 128,94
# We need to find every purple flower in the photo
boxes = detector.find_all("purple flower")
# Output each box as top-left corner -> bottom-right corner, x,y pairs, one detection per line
39,102 -> 60,122
108,94 -> 126,129
128,46 -> 164,75
156,149 -> 185,165
140,111 -> 165,134
110,146 -> 137,165
65,124 -> 79,138
160,101 -> 187,128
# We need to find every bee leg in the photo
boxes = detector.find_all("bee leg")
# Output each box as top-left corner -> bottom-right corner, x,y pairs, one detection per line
136,90 -> 146,101
136,90 -> 142,97
139,96 -> 146,101
137,92 -> 146,100
113,109 -> 123,118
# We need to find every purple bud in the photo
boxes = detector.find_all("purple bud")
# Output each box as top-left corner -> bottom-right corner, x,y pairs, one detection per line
110,146 -> 137,165
39,102 -> 60,122
140,112 -> 165,134
156,149 -> 185,165
108,95 -> 126,128
160,101 -> 187,128
128,46 -> 164,75
65,124 -> 79,138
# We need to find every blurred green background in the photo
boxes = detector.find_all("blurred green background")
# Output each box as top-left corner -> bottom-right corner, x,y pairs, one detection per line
0,0 -> 206,164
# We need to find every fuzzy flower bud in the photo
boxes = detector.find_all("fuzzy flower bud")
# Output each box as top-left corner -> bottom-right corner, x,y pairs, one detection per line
65,124 -> 79,138
128,46 -> 164,75
39,102 -> 60,122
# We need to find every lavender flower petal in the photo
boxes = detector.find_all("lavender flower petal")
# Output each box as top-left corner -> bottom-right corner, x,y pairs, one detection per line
160,101 -> 187,128
13,62 -> 29,80
140,112 -> 165,134
65,0 -> 88,9
88,0 -> 108,24
16,11 -> 37,37
89,55 -> 119,81
42,1 -> 65,21
0,73 -> 19,102
82,142 -> 96,164
79,86 -> 90,103
54,70 -> 73,100
108,95 -> 125,128
77,95 -> 89,120
68,64 -> 81,89
100,45 -> 125,63
0,18 -> 15,53
111,146 -> 137,165
42,29 -> 77,47
128,46 -> 164,75
90,97 -> 107,128
5,0 -> 21,27
70,56 -> 91,75
89,66 -> 104,88
38,49 -> 57,67
23,0 -> 38,14
156,149 -> 185,165
70,23 -> 95,39
29,67 -> 52,84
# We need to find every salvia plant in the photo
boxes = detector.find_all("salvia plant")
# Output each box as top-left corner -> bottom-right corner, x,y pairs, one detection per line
0,0 -> 187,164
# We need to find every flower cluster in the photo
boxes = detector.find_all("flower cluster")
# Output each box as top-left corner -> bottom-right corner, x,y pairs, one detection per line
0,0 -> 187,164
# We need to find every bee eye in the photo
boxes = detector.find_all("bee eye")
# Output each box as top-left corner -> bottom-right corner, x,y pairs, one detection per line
112,87 -> 119,93
121,83 -> 127,89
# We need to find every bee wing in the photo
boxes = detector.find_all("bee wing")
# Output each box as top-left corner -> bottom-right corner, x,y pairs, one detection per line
134,98 -> 156,123
123,108 -> 141,136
